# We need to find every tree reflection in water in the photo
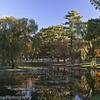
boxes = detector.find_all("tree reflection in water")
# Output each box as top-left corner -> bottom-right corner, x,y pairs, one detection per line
0,72 -> 34,96
24,78 -> 33,97
0,76 -> 18,96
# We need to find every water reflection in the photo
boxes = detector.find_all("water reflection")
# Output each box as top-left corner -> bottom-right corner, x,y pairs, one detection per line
0,67 -> 73,99
24,78 -> 33,97
0,71 -> 37,97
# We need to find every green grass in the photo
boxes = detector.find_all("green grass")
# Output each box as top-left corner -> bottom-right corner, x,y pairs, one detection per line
91,94 -> 100,100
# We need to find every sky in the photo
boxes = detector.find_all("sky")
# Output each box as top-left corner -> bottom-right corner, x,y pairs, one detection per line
0,0 -> 100,30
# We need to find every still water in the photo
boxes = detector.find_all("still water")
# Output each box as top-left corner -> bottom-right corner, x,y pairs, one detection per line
0,67 -> 70,100
0,69 -> 42,98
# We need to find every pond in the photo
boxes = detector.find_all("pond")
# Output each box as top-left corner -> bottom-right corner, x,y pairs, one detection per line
0,67 -> 79,99
0,68 -> 44,99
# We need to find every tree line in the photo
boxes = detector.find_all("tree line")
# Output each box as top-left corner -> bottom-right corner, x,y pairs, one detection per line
0,10 -> 100,68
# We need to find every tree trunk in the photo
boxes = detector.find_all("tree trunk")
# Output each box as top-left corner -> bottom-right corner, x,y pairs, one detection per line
11,59 -> 15,69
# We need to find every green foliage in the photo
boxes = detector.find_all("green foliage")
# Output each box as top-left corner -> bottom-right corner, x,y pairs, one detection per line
65,10 -> 83,37
38,25 -> 70,59
0,17 -> 38,68
65,10 -> 83,63
90,0 -> 100,10
83,18 -> 100,63
86,18 -> 100,40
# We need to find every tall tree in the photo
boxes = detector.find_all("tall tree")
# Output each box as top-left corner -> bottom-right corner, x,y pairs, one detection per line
65,10 -> 83,63
0,17 -> 38,68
